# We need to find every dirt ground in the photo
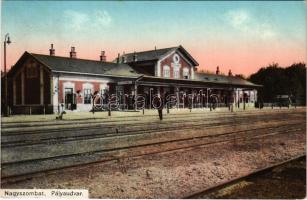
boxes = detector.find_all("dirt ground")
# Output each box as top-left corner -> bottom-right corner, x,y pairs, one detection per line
205,157 -> 306,199
2,128 -> 305,199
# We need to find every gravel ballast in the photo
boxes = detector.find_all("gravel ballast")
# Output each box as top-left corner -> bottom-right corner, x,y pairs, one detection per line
2,128 -> 305,198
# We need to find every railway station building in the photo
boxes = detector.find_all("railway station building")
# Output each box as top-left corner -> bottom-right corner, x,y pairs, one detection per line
6,45 -> 261,114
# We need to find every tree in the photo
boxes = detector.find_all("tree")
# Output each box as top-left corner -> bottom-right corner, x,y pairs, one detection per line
249,62 -> 306,105
285,63 -> 306,105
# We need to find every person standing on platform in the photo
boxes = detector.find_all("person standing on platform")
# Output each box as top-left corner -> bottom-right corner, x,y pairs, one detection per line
153,95 -> 163,120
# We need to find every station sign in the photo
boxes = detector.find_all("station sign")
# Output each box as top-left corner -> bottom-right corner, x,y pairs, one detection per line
118,81 -> 133,85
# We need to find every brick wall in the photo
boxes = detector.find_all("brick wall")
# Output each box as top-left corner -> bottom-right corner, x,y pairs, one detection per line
160,52 -> 193,78
59,80 -> 103,104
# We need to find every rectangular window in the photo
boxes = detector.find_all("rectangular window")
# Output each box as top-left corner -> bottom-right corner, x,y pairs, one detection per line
84,89 -> 92,104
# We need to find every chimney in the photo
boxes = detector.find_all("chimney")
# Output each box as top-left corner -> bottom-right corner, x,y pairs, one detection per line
133,52 -> 137,62
70,46 -> 77,58
100,51 -> 106,62
216,66 -> 220,75
116,53 -> 120,64
49,44 -> 55,56
228,69 -> 233,76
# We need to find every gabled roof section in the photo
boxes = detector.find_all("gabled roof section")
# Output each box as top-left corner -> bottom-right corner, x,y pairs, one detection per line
122,45 -> 199,66
7,51 -> 40,76
8,51 -> 140,78
121,47 -> 176,63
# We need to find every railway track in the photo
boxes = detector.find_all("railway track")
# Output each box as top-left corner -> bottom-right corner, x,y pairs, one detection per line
2,108 -> 304,131
183,155 -> 306,199
2,109 -> 304,137
4,119 -> 302,163
2,113 -> 304,147
1,108 -> 305,184
2,121 -> 305,180
0,107 -> 291,124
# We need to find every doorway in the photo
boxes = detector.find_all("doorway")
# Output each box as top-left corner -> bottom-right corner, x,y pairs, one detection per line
64,88 -> 76,110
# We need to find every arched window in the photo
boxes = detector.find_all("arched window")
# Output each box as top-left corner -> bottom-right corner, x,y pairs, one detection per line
174,68 -> 180,79
183,67 -> 190,79
163,65 -> 170,78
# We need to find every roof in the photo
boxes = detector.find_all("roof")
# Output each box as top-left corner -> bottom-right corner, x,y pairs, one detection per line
122,47 -> 176,63
194,72 -> 262,87
12,52 -> 141,78
8,51 -> 260,88
137,72 -> 261,88
120,45 -> 199,66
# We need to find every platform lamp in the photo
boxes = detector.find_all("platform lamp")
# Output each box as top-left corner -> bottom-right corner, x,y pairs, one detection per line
3,33 -> 11,117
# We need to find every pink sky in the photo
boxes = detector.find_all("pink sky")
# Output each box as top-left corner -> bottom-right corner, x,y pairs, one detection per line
4,41 -> 305,78
2,1 -> 306,77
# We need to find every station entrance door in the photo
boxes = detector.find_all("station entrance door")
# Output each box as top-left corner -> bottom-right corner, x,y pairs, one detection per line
64,88 -> 77,110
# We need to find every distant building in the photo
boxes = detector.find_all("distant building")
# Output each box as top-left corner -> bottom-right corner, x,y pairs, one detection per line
5,45 -> 261,114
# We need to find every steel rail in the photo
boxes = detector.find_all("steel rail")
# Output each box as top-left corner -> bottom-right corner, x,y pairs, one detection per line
2,111 -> 304,136
1,109 -> 295,131
2,115 -> 303,147
183,154 -> 306,199
2,108 -> 303,127
1,123 -> 304,181
4,123 -> 303,164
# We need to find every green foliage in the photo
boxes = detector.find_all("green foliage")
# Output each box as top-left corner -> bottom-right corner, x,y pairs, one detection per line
249,62 -> 306,105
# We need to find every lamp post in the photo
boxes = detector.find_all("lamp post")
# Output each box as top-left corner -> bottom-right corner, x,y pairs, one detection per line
3,33 -> 11,116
